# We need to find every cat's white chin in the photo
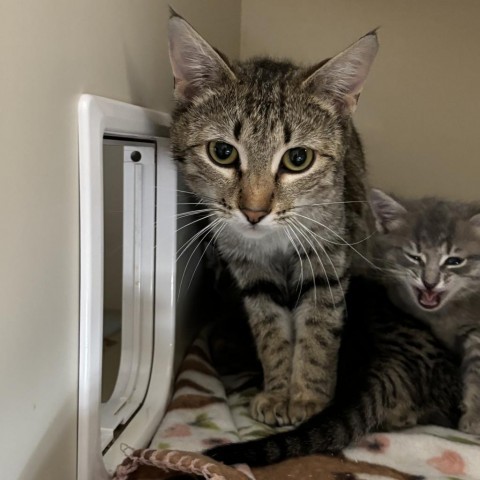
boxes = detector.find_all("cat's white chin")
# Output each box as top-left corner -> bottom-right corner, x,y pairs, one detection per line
235,223 -> 273,239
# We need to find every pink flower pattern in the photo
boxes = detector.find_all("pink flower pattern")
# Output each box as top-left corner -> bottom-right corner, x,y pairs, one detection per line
427,449 -> 466,475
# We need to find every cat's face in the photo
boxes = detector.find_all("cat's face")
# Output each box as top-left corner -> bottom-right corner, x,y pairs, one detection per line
168,14 -> 378,240
371,189 -> 480,313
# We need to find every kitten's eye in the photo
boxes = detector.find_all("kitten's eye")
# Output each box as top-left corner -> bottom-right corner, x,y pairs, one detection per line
444,256 -> 465,267
207,141 -> 238,166
405,252 -> 422,263
281,147 -> 314,172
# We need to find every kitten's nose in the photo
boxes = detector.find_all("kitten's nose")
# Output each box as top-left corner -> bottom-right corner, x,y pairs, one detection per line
422,279 -> 438,290
241,208 -> 269,225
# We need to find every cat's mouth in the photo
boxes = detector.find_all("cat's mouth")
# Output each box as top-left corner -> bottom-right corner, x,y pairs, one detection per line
416,288 -> 443,310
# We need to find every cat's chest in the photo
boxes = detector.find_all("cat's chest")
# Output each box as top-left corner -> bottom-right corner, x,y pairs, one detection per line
218,225 -> 292,264
420,303 -> 480,351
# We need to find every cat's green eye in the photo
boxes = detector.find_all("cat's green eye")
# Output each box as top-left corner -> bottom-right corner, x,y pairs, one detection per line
281,147 -> 315,172
444,256 -> 465,267
207,141 -> 238,166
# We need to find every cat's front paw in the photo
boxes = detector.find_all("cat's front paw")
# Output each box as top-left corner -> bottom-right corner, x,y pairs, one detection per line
459,411 -> 480,435
250,391 -> 289,426
288,393 -> 328,425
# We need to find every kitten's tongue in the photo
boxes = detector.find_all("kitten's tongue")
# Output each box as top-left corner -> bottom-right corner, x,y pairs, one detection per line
418,289 -> 441,309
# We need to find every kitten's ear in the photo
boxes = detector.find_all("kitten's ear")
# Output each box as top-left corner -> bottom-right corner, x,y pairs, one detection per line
168,11 -> 236,101
303,31 -> 379,114
469,213 -> 480,229
370,188 -> 407,233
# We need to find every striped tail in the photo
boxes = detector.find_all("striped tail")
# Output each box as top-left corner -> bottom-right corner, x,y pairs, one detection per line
205,388 -> 384,467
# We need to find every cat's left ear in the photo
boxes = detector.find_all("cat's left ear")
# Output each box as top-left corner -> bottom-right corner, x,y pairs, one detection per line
370,188 -> 407,233
303,31 -> 379,114
168,11 -> 236,101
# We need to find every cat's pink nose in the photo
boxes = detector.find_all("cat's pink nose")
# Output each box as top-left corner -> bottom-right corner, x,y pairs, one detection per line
241,208 -> 269,225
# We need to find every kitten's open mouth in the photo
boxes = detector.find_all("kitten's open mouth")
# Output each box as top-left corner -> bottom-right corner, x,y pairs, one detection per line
416,288 -> 443,309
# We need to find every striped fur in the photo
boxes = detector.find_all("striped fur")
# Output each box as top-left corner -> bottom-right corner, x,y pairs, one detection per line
370,191 -> 480,435
169,13 -> 377,426
205,278 -> 461,466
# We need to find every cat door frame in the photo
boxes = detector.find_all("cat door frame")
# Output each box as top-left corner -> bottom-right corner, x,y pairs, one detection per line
78,95 -> 176,479
100,140 -> 156,450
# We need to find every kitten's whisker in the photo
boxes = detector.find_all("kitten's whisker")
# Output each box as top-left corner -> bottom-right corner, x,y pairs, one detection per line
292,212 -> 379,270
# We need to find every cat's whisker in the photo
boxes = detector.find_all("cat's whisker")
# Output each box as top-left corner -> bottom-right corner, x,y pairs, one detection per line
284,226 -> 304,292
177,219 -> 222,299
186,221 -> 226,293
287,214 -> 374,248
290,219 -> 335,308
286,220 -> 318,308
291,212 -> 379,270
176,219 -> 219,261
293,218 -> 347,312
291,200 -> 369,210
284,225 -> 304,308
176,208 -> 216,219
175,213 -> 217,233
177,202 -> 217,206
173,189 -> 219,203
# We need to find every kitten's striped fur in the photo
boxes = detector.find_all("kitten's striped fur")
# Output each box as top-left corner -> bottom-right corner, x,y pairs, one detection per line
169,12 -> 377,426
370,190 -> 480,435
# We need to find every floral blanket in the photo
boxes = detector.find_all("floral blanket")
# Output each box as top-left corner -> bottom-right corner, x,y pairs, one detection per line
113,327 -> 480,480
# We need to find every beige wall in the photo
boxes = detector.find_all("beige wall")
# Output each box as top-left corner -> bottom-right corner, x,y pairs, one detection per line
241,0 -> 480,201
0,1 -> 240,478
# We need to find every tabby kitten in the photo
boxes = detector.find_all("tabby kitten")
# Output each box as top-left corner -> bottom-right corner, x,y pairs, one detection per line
168,13 -> 378,426
204,276 -> 461,466
369,189 -> 480,434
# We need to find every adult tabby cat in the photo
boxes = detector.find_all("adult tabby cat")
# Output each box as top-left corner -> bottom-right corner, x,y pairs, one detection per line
369,189 -> 480,435
168,12 -> 378,426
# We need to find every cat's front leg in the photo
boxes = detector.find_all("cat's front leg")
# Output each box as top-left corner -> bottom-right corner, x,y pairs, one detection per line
289,277 -> 347,424
458,327 -> 480,435
234,268 -> 293,426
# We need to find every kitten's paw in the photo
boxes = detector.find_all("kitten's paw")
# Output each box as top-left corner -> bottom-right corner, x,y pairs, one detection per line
288,393 -> 328,425
459,412 -> 480,435
250,391 -> 289,426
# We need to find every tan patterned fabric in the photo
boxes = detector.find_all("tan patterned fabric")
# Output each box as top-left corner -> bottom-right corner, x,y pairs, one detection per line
111,327 -> 480,480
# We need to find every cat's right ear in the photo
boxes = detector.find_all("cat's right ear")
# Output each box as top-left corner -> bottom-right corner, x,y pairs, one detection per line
168,11 -> 236,101
370,189 -> 407,233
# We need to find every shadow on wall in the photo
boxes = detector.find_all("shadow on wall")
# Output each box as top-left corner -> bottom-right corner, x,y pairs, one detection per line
122,39 -> 168,111
17,397 -> 77,480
